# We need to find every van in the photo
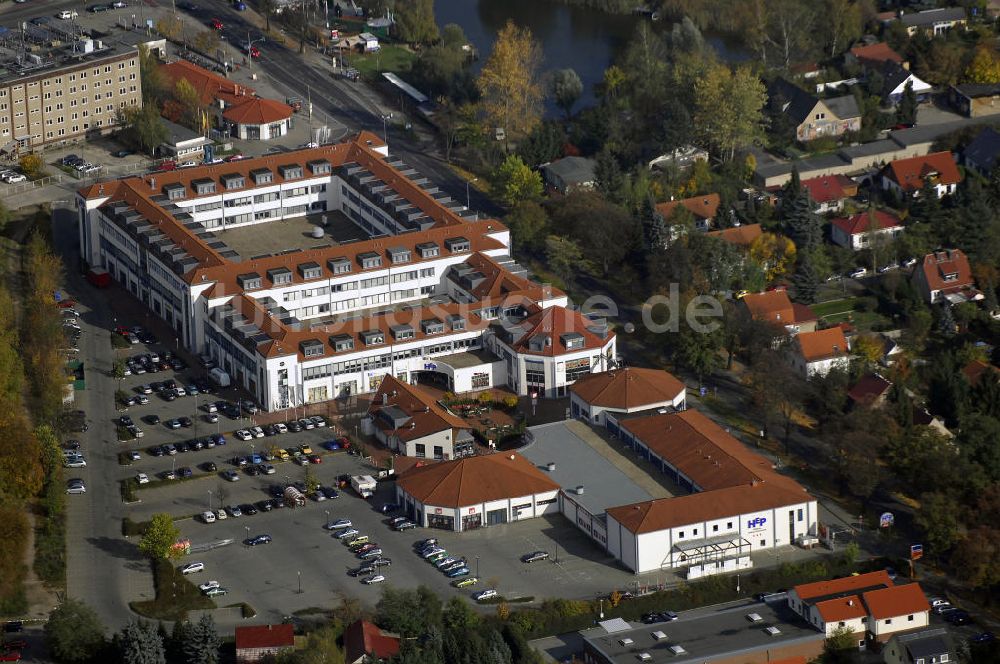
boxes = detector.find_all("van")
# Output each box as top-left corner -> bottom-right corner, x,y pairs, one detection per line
346,535 -> 369,547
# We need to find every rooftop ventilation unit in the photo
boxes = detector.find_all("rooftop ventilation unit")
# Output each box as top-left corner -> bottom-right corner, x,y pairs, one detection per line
651,631 -> 667,641
311,226 -> 324,239
618,638 -> 634,646
669,645 -> 686,655
765,626 -> 781,636
747,613 -> 763,622
575,485 -> 585,495
638,655 -> 652,662
547,462 -> 556,472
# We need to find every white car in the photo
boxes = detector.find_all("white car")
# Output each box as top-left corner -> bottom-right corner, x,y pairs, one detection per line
3,173 -> 26,184
473,589 -> 498,601
179,562 -> 204,574
136,473 -> 149,484
216,509 -> 227,520
198,580 -> 220,592
235,429 -> 252,441
174,386 -> 186,396
274,422 -> 288,434
250,426 -> 264,438
58,10 -> 79,19
328,517 -> 354,529
848,267 -> 867,279
63,455 -> 87,468
112,0 -> 127,7
201,510 -> 216,523
362,574 -> 386,585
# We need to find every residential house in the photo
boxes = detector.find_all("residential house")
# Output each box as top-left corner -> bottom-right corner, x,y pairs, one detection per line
961,359 -> 999,387
647,145 -> 709,172
235,625 -> 295,663
801,174 -> 857,213
848,374 -> 893,409
706,223 -> 763,248
881,152 -> 961,199
878,331 -> 905,366
830,210 -> 904,250
343,620 -> 401,664
912,249 -> 982,305
768,78 -> 862,143
912,407 -> 952,437
899,8 -> 967,36
847,42 -> 907,70
158,118 -> 212,160
881,62 -> 932,105
792,327 -> 850,377
787,571 -> 931,648
961,126 -> 1000,176
742,290 -> 818,336
541,156 -> 597,194
367,374 -> 475,460
655,193 -> 721,231
570,366 -> 687,426
883,628 -> 954,664
948,83 -> 1000,118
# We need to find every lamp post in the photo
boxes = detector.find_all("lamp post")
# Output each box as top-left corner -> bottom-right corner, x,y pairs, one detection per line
325,509 -> 330,526
207,489 -> 213,511
297,571 -> 302,594
380,113 -> 392,144
245,525 -> 250,545
245,31 -> 265,75
466,178 -> 477,210
475,555 -> 480,579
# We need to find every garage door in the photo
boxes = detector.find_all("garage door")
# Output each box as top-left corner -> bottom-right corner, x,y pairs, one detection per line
487,508 -> 508,526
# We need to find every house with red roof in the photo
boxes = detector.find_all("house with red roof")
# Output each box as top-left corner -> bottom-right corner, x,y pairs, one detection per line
801,175 -> 857,213
881,152 -> 961,199
569,366 -> 686,426
344,620 -> 400,664
830,210 -> 903,250
911,249 -> 982,305
741,290 -> 818,337
792,327 -> 850,377
848,373 -> 893,409
787,571 -> 930,647
367,375 -> 474,460
235,624 -> 295,663
847,42 -> 906,69
655,193 -> 722,231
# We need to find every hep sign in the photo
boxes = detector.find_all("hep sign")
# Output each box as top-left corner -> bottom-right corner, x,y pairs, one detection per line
747,517 -> 767,529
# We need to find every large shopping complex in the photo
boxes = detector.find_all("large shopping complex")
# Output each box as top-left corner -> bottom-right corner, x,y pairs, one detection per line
77,133 -> 615,410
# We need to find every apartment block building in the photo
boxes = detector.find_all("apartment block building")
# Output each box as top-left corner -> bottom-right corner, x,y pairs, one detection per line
0,39 -> 141,151
77,132 -> 616,411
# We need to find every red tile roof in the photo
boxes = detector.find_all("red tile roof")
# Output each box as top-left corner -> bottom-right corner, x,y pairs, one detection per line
862,583 -> 930,620
569,367 -> 685,410
831,210 -> 902,236
742,290 -> 815,326
850,42 -> 905,66
962,359 -> 1000,386
801,175 -> 848,204
815,596 -> 869,623
223,97 -> 294,125
917,249 -> 976,295
397,452 -> 560,507
343,620 -> 400,663
161,59 -> 255,108
797,327 -> 849,362
707,223 -> 762,247
655,193 -> 721,221
884,152 -> 961,193
369,375 -> 470,443
848,374 -> 893,406
793,570 -> 893,601
235,624 -> 295,651
505,306 -> 614,357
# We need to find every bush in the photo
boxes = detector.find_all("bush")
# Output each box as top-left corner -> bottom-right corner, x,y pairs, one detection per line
18,153 -> 44,179
855,296 -> 878,313
122,517 -> 150,537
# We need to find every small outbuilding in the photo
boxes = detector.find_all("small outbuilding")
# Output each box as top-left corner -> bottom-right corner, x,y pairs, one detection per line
235,624 -> 295,663
223,98 -> 294,140
541,156 -> 597,194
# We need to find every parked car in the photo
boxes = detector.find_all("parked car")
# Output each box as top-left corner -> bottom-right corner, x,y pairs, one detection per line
244,534 -> 272,546
201,511 -> 216,523
58,10 -> 79,19
452,577 -> 479,588
204,587 -> 228,597
521,551 -> 550,563
362,574 -> 385,585
473,589 -> 498,601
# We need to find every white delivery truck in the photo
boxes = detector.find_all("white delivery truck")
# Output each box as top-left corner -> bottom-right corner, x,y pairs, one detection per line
208,367 -> 231,387
350,475 -> 377,498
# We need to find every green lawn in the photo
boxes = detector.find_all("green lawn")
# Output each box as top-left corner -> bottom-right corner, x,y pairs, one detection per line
130,558 -> 215,621
810,297 -> 859,318
350,45 -> 416,80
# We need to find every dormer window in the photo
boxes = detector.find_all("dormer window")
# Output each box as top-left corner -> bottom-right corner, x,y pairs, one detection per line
445,236 -> 471,253
237,272 -> 262,290
360,330 -> 385,346
163,182 -> 186,200
300,339 -> 324,358
561,332 -> 585,350
191,178 -> 216,195
330,333 -> 354,352
250,168 -> 273,185
298,261 -> 322,280
278,164 -> 303,180
267,267 -> 293,286
447,314 -> 466,331
421,318 -> 444,335
358,251 -> 382,269
416,242 -> 439,259
221,173 -> 245,190
387,247 -> 411,264
391,324 -> 414,341
328,257 -> 352,274
307,159 -> 331,175
943,271 -> 958,282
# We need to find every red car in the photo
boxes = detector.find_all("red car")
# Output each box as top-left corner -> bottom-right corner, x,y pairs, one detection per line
114,325 -> 131,337
248,46 -> 261,58
308,454 -> 322,464
224,154 -> 245,162
210,18 -> 223,30
156,160 -> 177,172
0,651 -> 21,662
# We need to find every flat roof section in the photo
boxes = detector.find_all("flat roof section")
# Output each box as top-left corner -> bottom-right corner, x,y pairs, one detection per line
520,422 -> 654,515
213,210 -> 366,259
427,347 -> 501,369
581,599 -> 823,664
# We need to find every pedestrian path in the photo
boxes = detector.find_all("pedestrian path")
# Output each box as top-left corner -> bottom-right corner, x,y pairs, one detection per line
563,419 -> 672,500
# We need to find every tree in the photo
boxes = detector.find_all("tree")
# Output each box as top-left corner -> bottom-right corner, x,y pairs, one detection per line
173,78 -> 203,132
639,196 -> 667,252
259,0 -> 275,33
139,45 -> 167,105
504,201 -> 549,253
118,105 -> 168,156
964,46 -> 1000,84
783,190 -> 821,253
182,614 -> 221,664
491,155 -> 542,208
915,491 -> 963,555
595,148 -> 626,204
694,64 -> 768,161
792,252 -> 821,304
750,232 -> 797,281
951,526 -> 1000,590
517,121 -> 564,169
192,30 -> 220,55
822,626 -> 861,664
823,0 -> 863,58
549,192 -> 635,276
896,81 -> 917,126
394,0 -> 439,45
477,21 -> 544,140
155,15 -> 183,41
671,315 -> 723,384
18,153 -> 44,179
116,621 -> 165,664
139,513 -> 181,560
545,235 -> 589,285
550,68 -> 583,120
45,598 -> 107,663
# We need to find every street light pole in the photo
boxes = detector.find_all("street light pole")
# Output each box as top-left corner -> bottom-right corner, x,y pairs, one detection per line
466,178 -> 477,210
207,489 -> 213,511
475,555 -> 480,579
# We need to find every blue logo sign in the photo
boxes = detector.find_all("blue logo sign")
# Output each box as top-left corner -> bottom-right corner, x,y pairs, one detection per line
424,362 -> 437,371
747,517 -> 767,529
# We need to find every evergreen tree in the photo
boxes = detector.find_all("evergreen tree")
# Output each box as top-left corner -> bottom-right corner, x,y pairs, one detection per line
595,148 -> 626,203
956,178 -> 1000,263
639,196 -> 667,251
793,253 -> 821,304
116,621 -> 166,664
937,303 -> 957,337
784,191 -> 822,253
182,614 -> 221,664
896,81 -> 917,126
910,179 -> 943,226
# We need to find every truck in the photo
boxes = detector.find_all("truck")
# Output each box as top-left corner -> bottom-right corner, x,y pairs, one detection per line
350,475 -> 376,499
208,367 -> 231,387
86,267 -> 111,288
283,485 -> 305,508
